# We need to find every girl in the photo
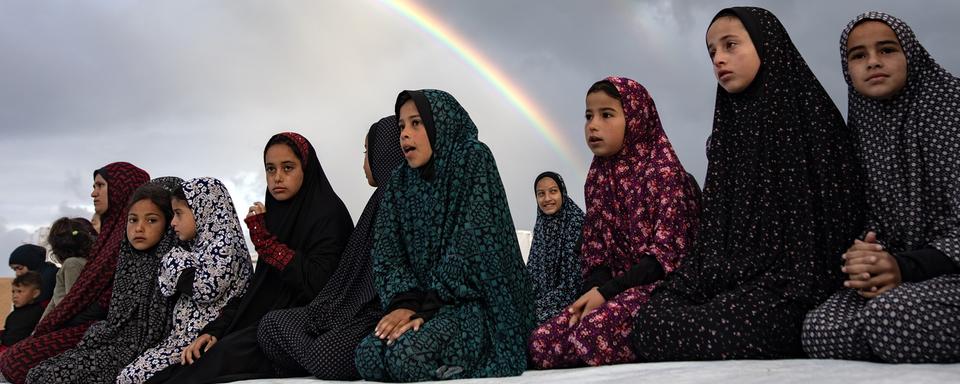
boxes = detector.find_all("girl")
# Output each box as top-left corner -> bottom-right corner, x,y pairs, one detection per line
0,162 -> 149,384
802,12 -> 960,363
7,244 -> 57,305
354,89 -> 534,382
41,217 -> 97,320
119,177 -> 252,383
149,133 -> 353,383
631,7 -> 864,361
26,180 -> 179,384
528,77 -> 700,368
257,116 -> 406,380
526,171 -> 584,324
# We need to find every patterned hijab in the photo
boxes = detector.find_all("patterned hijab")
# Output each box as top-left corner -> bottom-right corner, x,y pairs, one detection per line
582,77 -> 700,279
664,7 -> 864,304
75,180 -> 180,366
305,115 -> 405,334
158,177 -> 252,305
373,89 -> 534,377
527,171 -> 584,323
35,162 -> 149,335
841,12 -> 960,263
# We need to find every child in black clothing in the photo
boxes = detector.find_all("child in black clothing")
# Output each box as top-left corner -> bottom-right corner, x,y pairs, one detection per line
1,271 -> 45,350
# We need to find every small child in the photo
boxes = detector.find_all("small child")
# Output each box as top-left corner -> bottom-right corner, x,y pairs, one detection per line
1,271 -> 45,350
41,217 -> 96,320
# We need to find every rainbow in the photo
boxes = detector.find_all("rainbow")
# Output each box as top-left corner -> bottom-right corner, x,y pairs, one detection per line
380,0 -> 583,169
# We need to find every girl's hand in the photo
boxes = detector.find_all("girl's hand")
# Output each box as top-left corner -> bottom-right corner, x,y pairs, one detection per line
841,231 -> 901,297
376,309 -> 416,345
247,202 -> 266,218
181,334 -> 217,365
567,287 -> 606,326
389,318 -> 424,343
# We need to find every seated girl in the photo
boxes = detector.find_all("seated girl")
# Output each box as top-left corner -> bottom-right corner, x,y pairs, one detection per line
26,180 -> 178,384
528,77 -> 699,368
354,89 -> 534,381
631,7 -> 864,360
802,11 -> 960,363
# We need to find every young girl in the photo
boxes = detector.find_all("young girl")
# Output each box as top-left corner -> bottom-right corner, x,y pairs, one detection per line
118,177 -> 252,383
354,89 -> 534,381
631,7 -> 864,361
802,12 -> 960,363
7,244 -> 57,305
26,181 -> 179,384
528,77 -> 699,368
526,171 -> 584,324
41,217 -> 97,320
149,133 -> 353,384
257,116 -> 406,380
0,162 -> 149,384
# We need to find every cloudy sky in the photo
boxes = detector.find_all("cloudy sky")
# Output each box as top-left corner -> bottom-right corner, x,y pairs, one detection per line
2,0 -> 958,276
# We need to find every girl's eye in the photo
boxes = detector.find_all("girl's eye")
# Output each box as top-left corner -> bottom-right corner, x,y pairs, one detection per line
585,113 -> 593,121
128,218 -> 136,224
603,112 -> 613,118
284,166 -> 293,172
726,41 -> 737,49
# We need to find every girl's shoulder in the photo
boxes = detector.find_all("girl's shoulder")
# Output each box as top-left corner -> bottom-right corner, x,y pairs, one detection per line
62,257 -> 88,269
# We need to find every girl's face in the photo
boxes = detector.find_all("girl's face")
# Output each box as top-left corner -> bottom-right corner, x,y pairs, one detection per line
707,16 -> 761,94
399,100 -> 433,168
126,199 -> 167,251
363,137 -> 376,187
535,177 -> 563,216
264,144 -> 304,202
846,21 -> 907,100
584,91 -> 626,157
9,264 -> 28,276
171,197 -> 197,242
91,174 -> 109,215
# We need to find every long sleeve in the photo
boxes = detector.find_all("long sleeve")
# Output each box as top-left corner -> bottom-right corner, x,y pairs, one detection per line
928,191 -> 960,266
246,213 -> 347,299
372,183 -> 423,308
159,247 -> 195,297
631,172 -> 698,275
893,247 -> 960,283
597,255 -> 665,300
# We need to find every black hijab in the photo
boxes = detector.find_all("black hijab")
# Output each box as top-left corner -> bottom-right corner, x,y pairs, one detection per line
664,7 -> 865,305
8,244 -> 57,303
222,132 -> 354,334
305,116 -> 405,334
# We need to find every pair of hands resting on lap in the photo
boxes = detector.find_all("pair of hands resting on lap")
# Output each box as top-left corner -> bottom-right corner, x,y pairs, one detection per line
376,309 -> 424,345
842,231 -> 902,299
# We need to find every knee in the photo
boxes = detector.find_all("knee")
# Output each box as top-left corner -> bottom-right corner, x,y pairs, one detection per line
861,287 -> 924,362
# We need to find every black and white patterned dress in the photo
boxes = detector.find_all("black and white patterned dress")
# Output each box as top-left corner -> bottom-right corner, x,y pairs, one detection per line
802,11 -> 960,363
